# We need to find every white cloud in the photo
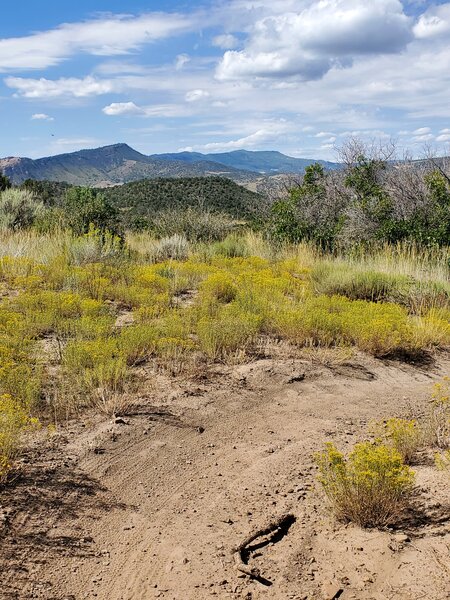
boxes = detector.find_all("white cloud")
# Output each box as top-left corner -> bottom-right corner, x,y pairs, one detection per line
315,131 -> 335,138
216,0 -> 412,81
413,4 -> 450,40
179,121 -> 291,152
0,12 -> 195,72
185,89 -> 210,102
102,102 -> 145,116
6,76 -> 114,98
103,101 -> 189,118
436,133 -> 450,143
31,113 -> 54,121
175,54 -> 190,70
212,34 -> 239,50
48,137 -> 104,154
412,133 -> 435,142
413,126 -> 431,135
52,137 -> 98,146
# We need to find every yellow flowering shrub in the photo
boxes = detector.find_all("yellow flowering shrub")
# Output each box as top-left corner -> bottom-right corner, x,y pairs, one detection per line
272,295 -> 419,356
0,393 -> 40,481
199,272 -> 238,304
435,449 -> 450,475
117,324 -> 158,366
414,308 -> 450,348
0,256 -> 36,284
63,338 -> 128,397
371,418 -> 422,463
134,267 -> 171,292
315,441 -> 415,527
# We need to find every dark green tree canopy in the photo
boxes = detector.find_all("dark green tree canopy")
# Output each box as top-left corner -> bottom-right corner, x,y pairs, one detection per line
0,171 -> 11,192
64,187 -> 122,238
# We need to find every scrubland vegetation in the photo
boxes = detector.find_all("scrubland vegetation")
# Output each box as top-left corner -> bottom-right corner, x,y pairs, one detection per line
0,139 -> 449,531
316,377 -> 450,527
0,225 -> 448,488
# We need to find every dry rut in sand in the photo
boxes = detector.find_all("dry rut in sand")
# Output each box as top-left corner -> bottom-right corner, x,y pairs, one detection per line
1,353 -> 450,600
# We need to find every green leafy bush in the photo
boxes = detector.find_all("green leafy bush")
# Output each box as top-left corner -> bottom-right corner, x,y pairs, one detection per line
0,188 -> 44,231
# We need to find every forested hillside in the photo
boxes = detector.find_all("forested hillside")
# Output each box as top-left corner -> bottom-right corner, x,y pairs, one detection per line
102,176 -> 268,226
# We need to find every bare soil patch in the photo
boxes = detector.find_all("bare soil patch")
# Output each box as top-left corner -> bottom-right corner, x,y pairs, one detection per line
1,353 -> 449,600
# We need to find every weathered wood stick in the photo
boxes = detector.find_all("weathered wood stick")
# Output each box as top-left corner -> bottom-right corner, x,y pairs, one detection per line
232,513 -> 296,579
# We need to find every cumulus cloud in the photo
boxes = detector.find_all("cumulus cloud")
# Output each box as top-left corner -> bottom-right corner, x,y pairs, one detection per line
412,133 -> 435,142
216,0 -> 412,81
6,76 -> 114,98
31,113 -> 54,121
413,126 -> 431,135
0,12 -> 195,72
414,3 -> 450,40
179,121 -> 291,152
212,34 -> 239,49
102,102 -> 145,116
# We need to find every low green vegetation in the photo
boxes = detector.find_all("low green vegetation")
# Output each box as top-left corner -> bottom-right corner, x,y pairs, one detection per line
0,155 -> 449,494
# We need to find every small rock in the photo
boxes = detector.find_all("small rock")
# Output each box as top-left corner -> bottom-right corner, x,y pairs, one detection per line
287,373 -> 305,383
322,580 -> 344,599
394,534 -> 410,543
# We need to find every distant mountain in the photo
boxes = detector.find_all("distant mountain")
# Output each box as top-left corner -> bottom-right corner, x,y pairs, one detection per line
0,144 -> 261,187
152,149 -> 339,174
0,144 -> 339,187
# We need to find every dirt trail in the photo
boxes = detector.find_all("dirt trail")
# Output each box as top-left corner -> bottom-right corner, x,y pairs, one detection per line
1,354 -> 450,600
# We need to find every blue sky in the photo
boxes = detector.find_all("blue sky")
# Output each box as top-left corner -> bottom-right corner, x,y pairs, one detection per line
1,0 -> 449,160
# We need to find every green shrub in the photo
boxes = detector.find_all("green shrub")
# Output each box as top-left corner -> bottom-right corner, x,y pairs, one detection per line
117,324 -> 158,366
0,171 -> 11,192
152,207 -> 235,242
197,304 -> 261,359
63,338 -> 128,400
311,264 -> 411,303
152,234 -> 190,262
67,227 -> 124,265
0,188 -> 44,231
211,234 -> 250,258
315,441 -> 415,527
64,187 -> 122,238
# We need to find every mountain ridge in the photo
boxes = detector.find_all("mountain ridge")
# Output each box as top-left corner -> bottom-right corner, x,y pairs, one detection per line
153,149 -> 338,173
0,143 -> 339,187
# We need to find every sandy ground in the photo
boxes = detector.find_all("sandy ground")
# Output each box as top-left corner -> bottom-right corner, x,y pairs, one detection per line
1,352 -> 450,600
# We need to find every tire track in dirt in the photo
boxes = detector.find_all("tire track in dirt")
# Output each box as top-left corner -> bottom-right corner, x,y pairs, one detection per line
1,354 -> 449,600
